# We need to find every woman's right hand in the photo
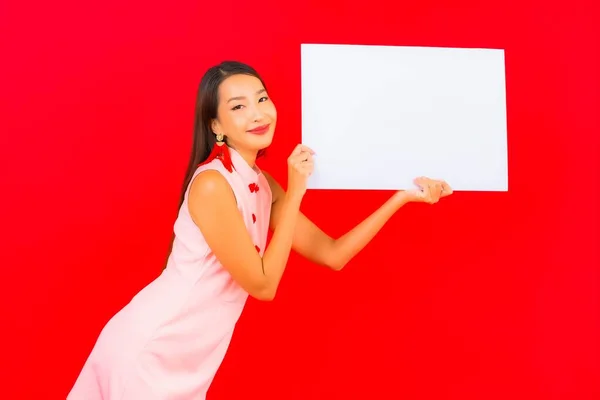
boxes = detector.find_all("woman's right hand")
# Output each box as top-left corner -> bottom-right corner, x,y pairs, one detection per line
286,144 -> 315,200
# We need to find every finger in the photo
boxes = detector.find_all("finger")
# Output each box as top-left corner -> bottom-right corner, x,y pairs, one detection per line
428,184 -> 435,203
298,162 -> 314,174
291,144 -> 315,157
420,183 -> 431,203
288,152 -> 311,167
296,161 -> 314,170
436,181 -> 446,198
295,159 -> 314,167
290,143 -> 304,156
300,145 -> 315,155
421,179 -> 441,203
291,151 -> 313,164
301,152 -> 314,163
413,176 -> 426,187
428,184 -> 436,203
440,180 -> 453,197
432,182 -> 442,202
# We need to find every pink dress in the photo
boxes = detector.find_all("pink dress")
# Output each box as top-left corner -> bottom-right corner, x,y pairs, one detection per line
68,147 -> 272,399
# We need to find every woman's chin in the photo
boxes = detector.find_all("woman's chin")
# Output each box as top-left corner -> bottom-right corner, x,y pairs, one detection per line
247,133 -> 273,149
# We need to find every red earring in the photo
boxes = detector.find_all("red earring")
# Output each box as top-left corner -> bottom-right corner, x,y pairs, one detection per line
199,133 -> 234,173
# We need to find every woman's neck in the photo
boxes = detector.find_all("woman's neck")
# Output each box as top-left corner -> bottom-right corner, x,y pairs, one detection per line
229,144 -> 257,168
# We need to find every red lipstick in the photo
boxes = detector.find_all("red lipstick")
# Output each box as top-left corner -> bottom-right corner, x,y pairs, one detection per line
247,123 -> 270,135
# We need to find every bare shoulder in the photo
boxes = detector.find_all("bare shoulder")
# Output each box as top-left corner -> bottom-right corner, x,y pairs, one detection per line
261,170 -> 284,203
188,169 -> 237,217
189,169 -> 230,198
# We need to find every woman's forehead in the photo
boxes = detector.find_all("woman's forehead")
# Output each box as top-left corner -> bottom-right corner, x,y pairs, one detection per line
219,74 -> 264,98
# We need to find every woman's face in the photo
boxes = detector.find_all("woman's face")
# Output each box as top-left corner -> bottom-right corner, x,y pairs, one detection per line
212,74 -> 277,157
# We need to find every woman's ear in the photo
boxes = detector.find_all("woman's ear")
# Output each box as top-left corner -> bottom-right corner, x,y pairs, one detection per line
211,119 -> 220,136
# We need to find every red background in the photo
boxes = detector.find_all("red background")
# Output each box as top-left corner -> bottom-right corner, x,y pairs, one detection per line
1,0 -> 599,399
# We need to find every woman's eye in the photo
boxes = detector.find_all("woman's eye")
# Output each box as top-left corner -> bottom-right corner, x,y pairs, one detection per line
231,104 -> 244,111
259,96 -> 269,103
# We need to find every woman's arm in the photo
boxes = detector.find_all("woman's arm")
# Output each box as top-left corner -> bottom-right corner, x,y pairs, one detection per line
263,172 -> 448,271
188,144 -> 314,301
189,170 -> 302,301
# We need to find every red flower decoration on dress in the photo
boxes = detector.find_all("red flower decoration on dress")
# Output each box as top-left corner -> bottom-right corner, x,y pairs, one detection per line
252,213 -> 256,223
248,183 -> 260,193
255,245 -> 260,253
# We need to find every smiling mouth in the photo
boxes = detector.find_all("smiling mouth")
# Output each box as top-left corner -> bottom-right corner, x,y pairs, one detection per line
247,124 -> 270,135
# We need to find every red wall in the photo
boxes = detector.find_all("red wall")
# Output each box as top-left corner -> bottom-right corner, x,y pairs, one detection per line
1,0 -> 598,399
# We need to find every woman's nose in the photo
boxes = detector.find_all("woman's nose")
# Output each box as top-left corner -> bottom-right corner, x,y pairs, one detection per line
251,106 -> 264,121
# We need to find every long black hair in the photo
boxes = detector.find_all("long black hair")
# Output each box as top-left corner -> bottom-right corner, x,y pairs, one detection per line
177,60 -> 268,209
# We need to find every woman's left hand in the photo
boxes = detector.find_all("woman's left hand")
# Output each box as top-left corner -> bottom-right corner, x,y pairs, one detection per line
402,176 -> 453,204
